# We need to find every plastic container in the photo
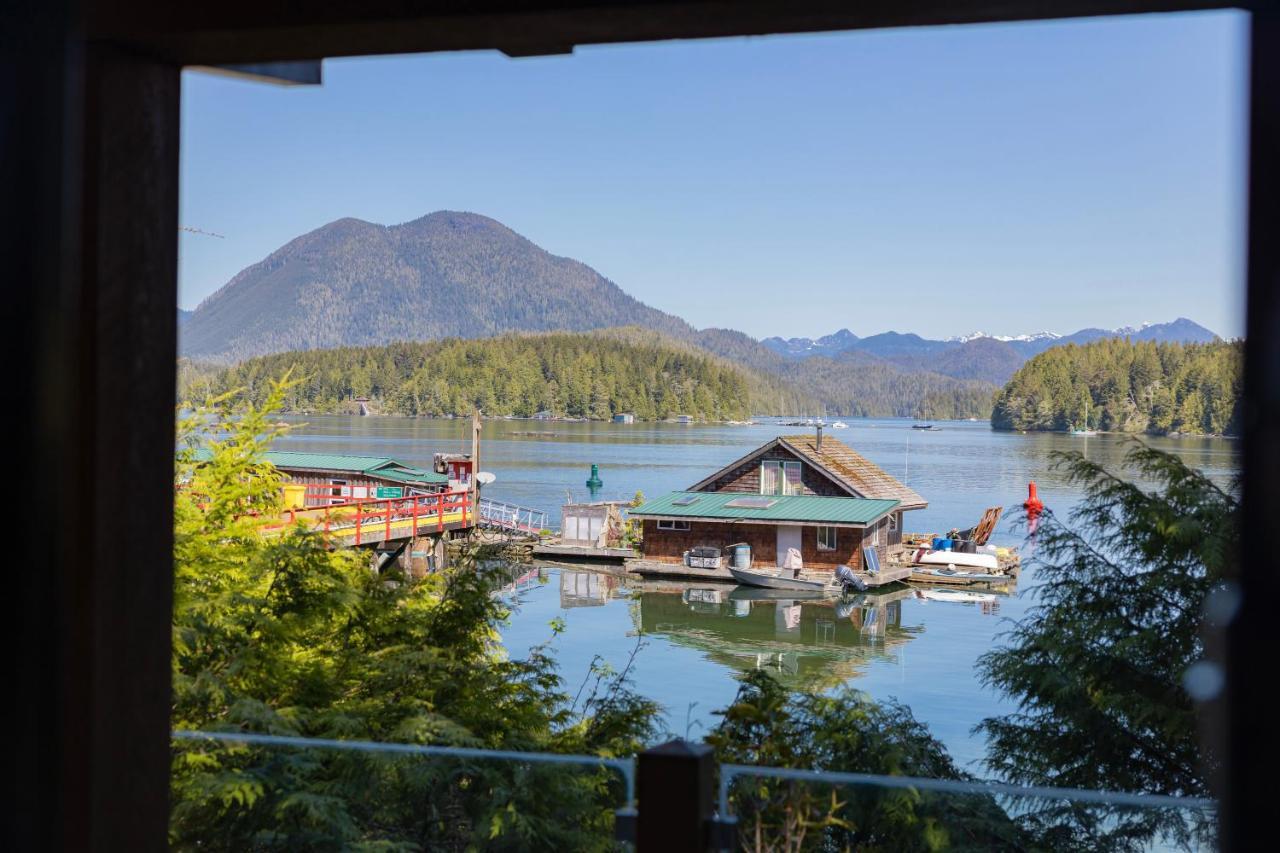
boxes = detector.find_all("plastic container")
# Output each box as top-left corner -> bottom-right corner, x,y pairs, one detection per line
933,538 -> 953,552
731,543 -> 752,569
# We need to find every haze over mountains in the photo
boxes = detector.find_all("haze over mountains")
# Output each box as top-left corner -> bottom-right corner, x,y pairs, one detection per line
180,211 -> 1221,415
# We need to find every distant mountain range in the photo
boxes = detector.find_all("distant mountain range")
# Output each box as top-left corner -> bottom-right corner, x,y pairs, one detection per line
761,318 -> 1219,384
179,210 -> 1221,415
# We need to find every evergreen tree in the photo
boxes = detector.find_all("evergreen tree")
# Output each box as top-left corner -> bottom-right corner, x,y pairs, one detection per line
977,443 -> 1230,850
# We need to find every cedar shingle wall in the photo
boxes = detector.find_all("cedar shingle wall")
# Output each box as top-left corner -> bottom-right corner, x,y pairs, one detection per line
698,447 -> 845,496
640,519 -> 865,572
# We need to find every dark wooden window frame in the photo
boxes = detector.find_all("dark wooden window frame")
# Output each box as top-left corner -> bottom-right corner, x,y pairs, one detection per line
5,2 -> 1267,849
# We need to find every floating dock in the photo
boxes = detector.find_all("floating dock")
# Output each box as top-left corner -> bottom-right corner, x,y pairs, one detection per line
531,543 -> 637,560
624,559 -> 912,587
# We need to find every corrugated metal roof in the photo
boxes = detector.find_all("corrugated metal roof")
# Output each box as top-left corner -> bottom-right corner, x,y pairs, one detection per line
630,491 -> 898,525
260,451 -> 400,472
190,448 -> 448,483
373,467 -> 448,485
780,435 -> 928,509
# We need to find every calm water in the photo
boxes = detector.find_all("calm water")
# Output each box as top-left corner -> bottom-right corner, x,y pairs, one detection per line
274,416 -> 1239,769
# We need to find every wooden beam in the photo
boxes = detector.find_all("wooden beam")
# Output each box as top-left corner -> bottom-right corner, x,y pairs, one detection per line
87,0 -> 1241,66
80,43 -> 180,850
1230,9 -> 1279,845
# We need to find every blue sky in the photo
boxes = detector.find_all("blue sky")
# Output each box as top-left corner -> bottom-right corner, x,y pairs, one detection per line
180,11 -> 1247,339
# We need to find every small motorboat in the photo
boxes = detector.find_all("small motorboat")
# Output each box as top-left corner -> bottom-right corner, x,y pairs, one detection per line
915,549 -> 999,571
916,588 -> 998,604
910,566 -> 1010,585
728,585 -> 828,602
911,424 -> 940,431
728,565 -> 834,592
830,421 -> 849,429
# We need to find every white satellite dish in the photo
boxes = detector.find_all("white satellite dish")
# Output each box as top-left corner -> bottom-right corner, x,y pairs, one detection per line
475,471 -> 496,486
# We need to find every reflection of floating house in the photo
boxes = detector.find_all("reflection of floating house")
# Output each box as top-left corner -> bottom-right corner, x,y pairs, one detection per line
559,571 -> 618,608
636,586 -> 918,690
630,431 -> 926,573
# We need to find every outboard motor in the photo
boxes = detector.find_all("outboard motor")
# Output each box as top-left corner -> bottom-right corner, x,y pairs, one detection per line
836,564 -> 867,593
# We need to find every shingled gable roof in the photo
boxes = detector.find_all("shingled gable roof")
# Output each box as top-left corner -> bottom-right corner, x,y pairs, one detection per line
688,434 -> 927,510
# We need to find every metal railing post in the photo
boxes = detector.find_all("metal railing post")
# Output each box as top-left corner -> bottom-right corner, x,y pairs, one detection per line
637,740 -> 715,852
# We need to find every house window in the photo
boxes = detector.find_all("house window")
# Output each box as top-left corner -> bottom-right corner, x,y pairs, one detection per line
888,512 -> 899,532
816,525 -> 837,551
657,519 -> 691,531
760,460 -> 802,495
868,522 -> 880,547
330,479 -> 348,504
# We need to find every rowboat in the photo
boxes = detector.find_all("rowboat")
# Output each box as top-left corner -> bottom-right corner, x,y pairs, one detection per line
728,565 -> 833,592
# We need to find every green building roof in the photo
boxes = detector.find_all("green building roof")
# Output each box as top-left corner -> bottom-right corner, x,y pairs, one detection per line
191,448 -> 448,484
629,491 -> 899,526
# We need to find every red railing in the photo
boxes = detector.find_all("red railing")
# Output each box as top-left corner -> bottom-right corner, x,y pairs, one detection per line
265,487 -> 472,546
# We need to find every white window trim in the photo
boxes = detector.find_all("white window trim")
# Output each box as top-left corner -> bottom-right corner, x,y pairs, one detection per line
760,460 -> 803,496
657,519 -> 691,531
816,525 -> 837,551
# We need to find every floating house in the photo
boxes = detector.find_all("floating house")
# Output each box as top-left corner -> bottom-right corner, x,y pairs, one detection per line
262,451 -> 451,507
629,431 -> 926,572
613,412 -> 636,424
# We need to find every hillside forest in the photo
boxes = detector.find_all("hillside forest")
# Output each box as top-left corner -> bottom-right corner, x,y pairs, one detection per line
991,338 -> 1241,436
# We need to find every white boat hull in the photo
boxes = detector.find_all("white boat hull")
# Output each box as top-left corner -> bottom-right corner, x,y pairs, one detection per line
910,567 -> 1009,585
916,550 -> 999,571
729,566 -> 830,592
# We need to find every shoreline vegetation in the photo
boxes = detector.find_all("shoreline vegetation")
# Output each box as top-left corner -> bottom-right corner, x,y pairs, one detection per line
179,333 -> 1241,436
178,328 -> 993,422
990,338 -> 1241,437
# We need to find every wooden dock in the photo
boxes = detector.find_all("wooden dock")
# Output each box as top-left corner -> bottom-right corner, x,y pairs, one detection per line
530,543 -> 637,561
624,559 -> 911,588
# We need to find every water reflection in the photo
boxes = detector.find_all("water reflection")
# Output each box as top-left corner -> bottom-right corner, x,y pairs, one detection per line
635,583 -> 922,692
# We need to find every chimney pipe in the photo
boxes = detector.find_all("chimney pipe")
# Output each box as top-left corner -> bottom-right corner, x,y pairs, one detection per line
816,422 -> 824,452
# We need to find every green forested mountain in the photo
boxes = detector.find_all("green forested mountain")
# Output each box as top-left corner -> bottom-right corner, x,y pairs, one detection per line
188,327 -> 998,421
991,338 -> 1241,435
191,331 -> 814,421
181,211 -> 692,361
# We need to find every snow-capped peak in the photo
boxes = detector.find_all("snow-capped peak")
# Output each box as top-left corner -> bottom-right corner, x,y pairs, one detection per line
947,330 -> 1061,344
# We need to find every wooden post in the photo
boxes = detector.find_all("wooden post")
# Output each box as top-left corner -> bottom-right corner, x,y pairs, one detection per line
471,409 -> 483,529
4,28 -> 180,849
637,740 -> 714,852
1231,11 -> 1280,846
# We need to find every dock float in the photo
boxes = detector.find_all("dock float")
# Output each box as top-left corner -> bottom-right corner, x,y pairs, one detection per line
624,559 -> 912,587
530,543 -> 637,561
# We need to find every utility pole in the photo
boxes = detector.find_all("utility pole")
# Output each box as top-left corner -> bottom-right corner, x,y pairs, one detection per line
471,409 -> 482,510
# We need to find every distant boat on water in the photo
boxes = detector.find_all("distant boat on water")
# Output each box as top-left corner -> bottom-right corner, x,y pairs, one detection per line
912,424 -> 940,431
1070,399 -> 1098,436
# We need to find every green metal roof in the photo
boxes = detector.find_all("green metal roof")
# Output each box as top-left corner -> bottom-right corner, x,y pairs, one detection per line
190,448 -> 447,483
629,491 -> 899,526
261,451 -> 399,472
372,466 -> 448,485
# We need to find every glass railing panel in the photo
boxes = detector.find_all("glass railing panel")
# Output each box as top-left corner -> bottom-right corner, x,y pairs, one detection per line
716,764 -> 1216,852
171,730 -> 635,850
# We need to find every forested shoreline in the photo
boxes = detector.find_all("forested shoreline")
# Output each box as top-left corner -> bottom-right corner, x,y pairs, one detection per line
181,329 -> 997,421
182,332 -> 812,421
991,338 -> 1241,436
